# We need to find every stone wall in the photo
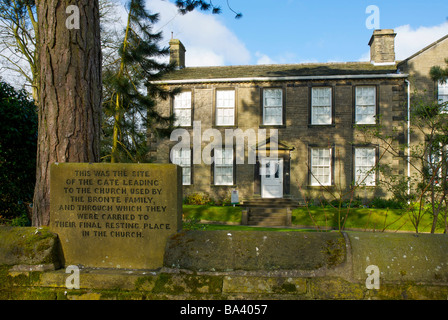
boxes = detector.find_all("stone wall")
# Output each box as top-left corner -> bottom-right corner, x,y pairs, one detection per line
1,227 -> 448,300
398,36 -> 448,185
398,36 -> 448,98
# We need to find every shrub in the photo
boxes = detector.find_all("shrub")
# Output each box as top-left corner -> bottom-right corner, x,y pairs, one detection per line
183,193 -> 215,205
369,198 -> 404,209
0,81 -> 37,222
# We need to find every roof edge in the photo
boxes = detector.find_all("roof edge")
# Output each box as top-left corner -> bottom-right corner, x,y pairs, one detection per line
398,34 -> 448,67
152,73 -> 408,85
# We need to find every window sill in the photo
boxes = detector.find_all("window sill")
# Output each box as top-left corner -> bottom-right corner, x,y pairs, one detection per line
211,185 -> 237,188
213,125 -> 238,129
353,123 -> 378,127
308,124 -> 335,128
307,185 -> 334,188
259,124 -> 286,129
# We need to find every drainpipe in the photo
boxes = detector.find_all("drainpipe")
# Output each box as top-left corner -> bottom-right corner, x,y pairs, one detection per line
405,79 -> 411,198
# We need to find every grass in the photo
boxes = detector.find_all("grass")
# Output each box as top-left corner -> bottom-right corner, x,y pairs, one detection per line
183,204 -> 447,233
293,207 -> 406,232
200,224 -> 316,232
183,205 -> 242,223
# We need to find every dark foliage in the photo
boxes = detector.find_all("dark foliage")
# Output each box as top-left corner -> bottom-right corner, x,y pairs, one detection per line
0,81 -> 36,222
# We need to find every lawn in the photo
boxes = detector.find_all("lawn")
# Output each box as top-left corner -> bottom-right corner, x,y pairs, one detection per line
182,205 -> 447,233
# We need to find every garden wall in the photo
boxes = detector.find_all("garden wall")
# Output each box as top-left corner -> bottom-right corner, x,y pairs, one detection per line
1,226 -> 448,300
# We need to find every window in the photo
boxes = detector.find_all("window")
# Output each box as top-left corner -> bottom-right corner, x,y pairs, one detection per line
263,88 -> 283,125
173,91 -> 192,127
355,86 -> 376,124
216,90 -> 235,126
355,148 -> 376,186
214,148 -> 233,185
172,148 -> 191,185
438,81 -> 448,112
428,144 -> 447,184
311,87 -> 332,125
310,148 -> 332,186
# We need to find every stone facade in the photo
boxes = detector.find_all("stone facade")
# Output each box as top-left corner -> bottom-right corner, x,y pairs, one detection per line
397,35 -> 448,190
369,29 -> 397,65
169,38 -> 186,70
398,34 -> 448,97
154,76 -> 407,203
151,30 -> 447,204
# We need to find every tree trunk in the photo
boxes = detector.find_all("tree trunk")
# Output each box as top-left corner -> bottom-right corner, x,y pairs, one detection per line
33,0 -> 102,226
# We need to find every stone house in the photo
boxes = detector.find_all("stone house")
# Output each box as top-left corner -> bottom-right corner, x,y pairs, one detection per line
151,30 -> 445,204
398,34 -> 448,102
396,34 -> 448,196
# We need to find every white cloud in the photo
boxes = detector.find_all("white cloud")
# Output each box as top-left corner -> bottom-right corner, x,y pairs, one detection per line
255,52 -> 276,65
359,21 -> 448,62
145,0 -> 251,67
255,51 -> 319,65
358,51 -> 370,62
395,22 -> 448,60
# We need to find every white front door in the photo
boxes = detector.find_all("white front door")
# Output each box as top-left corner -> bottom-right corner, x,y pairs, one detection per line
261,158 -> 283,198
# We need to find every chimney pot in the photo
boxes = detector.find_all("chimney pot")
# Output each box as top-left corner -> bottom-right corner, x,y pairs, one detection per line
169,39 -> 186,70
368,29 -> 396,65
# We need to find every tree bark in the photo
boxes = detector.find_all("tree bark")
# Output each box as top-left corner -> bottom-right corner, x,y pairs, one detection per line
33,0 -> 102,226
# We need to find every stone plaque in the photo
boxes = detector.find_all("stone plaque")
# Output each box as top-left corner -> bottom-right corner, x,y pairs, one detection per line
50,163 -> 182,269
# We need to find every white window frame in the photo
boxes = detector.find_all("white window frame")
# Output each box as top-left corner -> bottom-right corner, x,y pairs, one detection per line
263,88 -> 283,125
438,81 -> 448,113
172,148 -> 191,186
311,87 -> 332,125
355,86 -> 376,124
214,148 -> 234,186
216,90 -> 235,126
355,148 -> 376,186
428,144 -> 447,185
173,91 -> 192,127
310,148 -> 332,186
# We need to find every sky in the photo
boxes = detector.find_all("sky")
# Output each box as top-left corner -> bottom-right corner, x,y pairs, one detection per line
129,0 -> 448,67
2,0 -> 448,90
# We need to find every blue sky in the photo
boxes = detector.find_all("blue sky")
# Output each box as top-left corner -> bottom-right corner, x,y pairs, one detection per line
220,0 -> 448,63
140,0 -> 448,66
3,0 -> 448,90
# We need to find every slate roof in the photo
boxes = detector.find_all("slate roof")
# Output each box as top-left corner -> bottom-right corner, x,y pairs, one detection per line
159,62 -> 400,82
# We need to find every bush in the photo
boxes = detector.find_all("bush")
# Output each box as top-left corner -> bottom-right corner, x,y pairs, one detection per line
369,198 -> 404,209
0,81 -> 37,222
184,193 -> 215,205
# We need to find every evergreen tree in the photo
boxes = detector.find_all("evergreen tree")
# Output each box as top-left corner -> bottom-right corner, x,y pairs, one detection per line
102,0 -> 177,163
0,80 -> 37,224
174,0 -> 242,18
430,58 -> 448,84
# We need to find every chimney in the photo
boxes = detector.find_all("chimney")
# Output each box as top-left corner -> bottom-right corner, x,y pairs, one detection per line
169,39 -> 186,70
368,29 -> 396,65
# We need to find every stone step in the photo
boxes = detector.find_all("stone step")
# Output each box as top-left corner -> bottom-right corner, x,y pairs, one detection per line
247,211 -> 288,226
249,216 -> 286,222
241,199 -> 295,226
247,208 -> 288,215
247,219 -> 287,226
242,199 -> 299,208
